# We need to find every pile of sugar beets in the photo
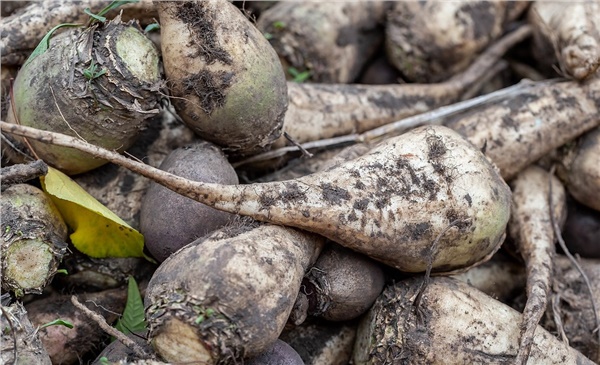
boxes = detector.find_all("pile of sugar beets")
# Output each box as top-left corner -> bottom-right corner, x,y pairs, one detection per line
1,0 -> 599,364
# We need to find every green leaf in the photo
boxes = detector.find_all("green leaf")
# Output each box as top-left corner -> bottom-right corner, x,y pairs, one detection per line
23,23 -> 81,68
273,21 -> 285,30
40,319 -> 74,329
263,32 -> 273,40
83,60 -> 107,81
114,276 -> 147,336
144,23 -> 160,33
40,167 -> 145,258
86,0 -> 140,25
288,67 -> 311,83
84,8 -> 107,23
288,67 -> 300,77
56,269 -> 69,275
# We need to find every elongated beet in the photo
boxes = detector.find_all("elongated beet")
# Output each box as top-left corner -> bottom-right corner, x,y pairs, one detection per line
353,277 -> 595,364
444,77 -> 600,180
145,223 -> 325,364
0,124 -> 513,273
272,25 -> 531,150
142,125 -> 512,273
508,166 -> 566,364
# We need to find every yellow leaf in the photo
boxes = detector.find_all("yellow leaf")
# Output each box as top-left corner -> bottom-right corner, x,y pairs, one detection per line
40,166 -> 144,258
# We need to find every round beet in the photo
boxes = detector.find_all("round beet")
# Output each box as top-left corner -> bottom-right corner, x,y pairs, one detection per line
140,141 -> 238,262
7,17 -> 162,175
303,243 -> 385,322
246,340 -> 304,365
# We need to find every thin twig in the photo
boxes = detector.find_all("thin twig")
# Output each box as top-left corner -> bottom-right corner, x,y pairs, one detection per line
460,60 -> 509,101
0,133 -> 32,160
551,286 -> 569,345
284,132 -> 313,158
548,165 -> 600,360
70,295 -> 153,360
0,160 -> 48,191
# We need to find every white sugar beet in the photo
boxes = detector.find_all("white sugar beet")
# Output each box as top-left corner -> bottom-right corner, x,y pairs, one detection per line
0,123 -> 512,273
354,277 -> 595,364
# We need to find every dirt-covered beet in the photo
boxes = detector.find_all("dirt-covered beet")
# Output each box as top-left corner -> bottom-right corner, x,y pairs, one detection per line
6,16 -> 162,175
529,2 -> 600,80
145,222 -> 324,364
4,124 -> 513,274
257,1 -> 388,83
271,25 -> 532,151
353,277 -> 595,364
1,184 -> 68,297
140,141 -> 239,262
157,0 -> 288,155
444,77 -> 600,181
385,1 -> 529,83
301,243 -> 384,322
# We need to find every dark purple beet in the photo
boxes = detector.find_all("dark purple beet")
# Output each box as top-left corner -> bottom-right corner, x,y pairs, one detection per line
563,197 -> 600,258
246,340 -> 304,365
140,141 -> 239,262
